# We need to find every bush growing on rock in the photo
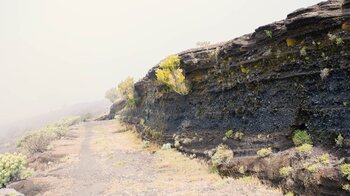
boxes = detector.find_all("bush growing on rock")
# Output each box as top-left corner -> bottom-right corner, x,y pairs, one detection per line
335,134 -> 344,147
292,130 -> 312,146
225,130 -> 233,138
264,30 -> 273,38
285,192 -> 294,196
316,153 -> 330,165
0,153 -> 32,187
303,164 -> 317,173
142,141 -> 150,149
279,166 -> 293,177
297,144 -> 313,154
328,33 -> 344,46
340,164 -> 350,180
342,184 -> 350,191
156,55 -> 189,95
211,144 -> 233,167
234,132 -> 244,140
257,147 -> 272,158
161,143 -> 172,150
142,125 -> 163,142
117,77 -> 137,107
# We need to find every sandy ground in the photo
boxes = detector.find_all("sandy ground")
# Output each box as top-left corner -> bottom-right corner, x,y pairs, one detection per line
10,120 -> 282,196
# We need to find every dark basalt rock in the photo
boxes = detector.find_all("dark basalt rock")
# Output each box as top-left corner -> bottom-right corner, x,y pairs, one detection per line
101,99 -> 127,120
132,0 -> 350,139
111,0 -> 350,194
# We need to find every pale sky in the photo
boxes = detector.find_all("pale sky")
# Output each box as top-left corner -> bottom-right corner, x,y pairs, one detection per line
0,0 -> 321,124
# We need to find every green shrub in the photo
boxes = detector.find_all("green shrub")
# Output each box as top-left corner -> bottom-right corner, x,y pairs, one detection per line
264,30 -> 273,38
342,184 -> 350,191
0,153 -> 32,187
182,138 -> 192,145
17,117 -> 79,154
297,144 -> 313,154
142,141 -> 150,149
292,130 -> 312,146
156,55 -> 189,95
117,77 -> 137,107
118,77 -> 134,99
316,153 -> 330,165
143,125 -> 163,142
303,164 -> 317,173
211,144 -> 234,167
225,130 -> 233,138
234,132 -> 244,140
335,134 -> 344,147
257,147 -> 272,157
340,164 -> 350,180
17,132 -> 53,154
44,124 -> 68,139
161,143 -> 172,150
300,46 -> 307,57
328,33 -> 344,46
150,131 -> 163,141
238,166 -> 245,174
279,166 -> 293,177
174,140 -> 181,148
285,191 -> 294,196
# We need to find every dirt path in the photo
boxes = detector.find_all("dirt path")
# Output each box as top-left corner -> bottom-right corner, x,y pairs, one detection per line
11,120 -> 282,196
71,122 -> 107,195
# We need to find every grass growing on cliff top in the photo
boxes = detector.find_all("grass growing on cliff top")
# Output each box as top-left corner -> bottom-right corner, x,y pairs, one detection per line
156,55 -> 189,95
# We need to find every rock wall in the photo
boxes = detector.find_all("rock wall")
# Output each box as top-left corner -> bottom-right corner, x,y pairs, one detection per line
133,0 -> 350,143
112,1 -> 350,195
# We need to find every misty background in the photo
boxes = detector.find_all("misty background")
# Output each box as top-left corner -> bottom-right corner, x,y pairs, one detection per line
0,0 -> 321,142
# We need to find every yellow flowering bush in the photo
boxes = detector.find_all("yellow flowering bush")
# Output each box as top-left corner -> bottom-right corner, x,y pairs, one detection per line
0,153 -> 32,187
117,77 -> 137,107
257,147 -> 272,157
156,55 -> 189,95
211,144 -> 234,167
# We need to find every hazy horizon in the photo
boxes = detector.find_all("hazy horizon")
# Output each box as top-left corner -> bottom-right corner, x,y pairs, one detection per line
0,0 -> 321,125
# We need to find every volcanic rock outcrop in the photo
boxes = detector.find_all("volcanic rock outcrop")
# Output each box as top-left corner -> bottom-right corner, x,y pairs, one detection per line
112,0 -> 350,195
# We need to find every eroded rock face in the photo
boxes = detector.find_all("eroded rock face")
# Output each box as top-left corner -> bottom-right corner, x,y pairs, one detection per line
132,0 -> 350,142
112,0 -> 350,194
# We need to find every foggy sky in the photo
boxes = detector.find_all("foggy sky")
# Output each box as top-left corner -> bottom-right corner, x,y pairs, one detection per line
0,0 -> 321,125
